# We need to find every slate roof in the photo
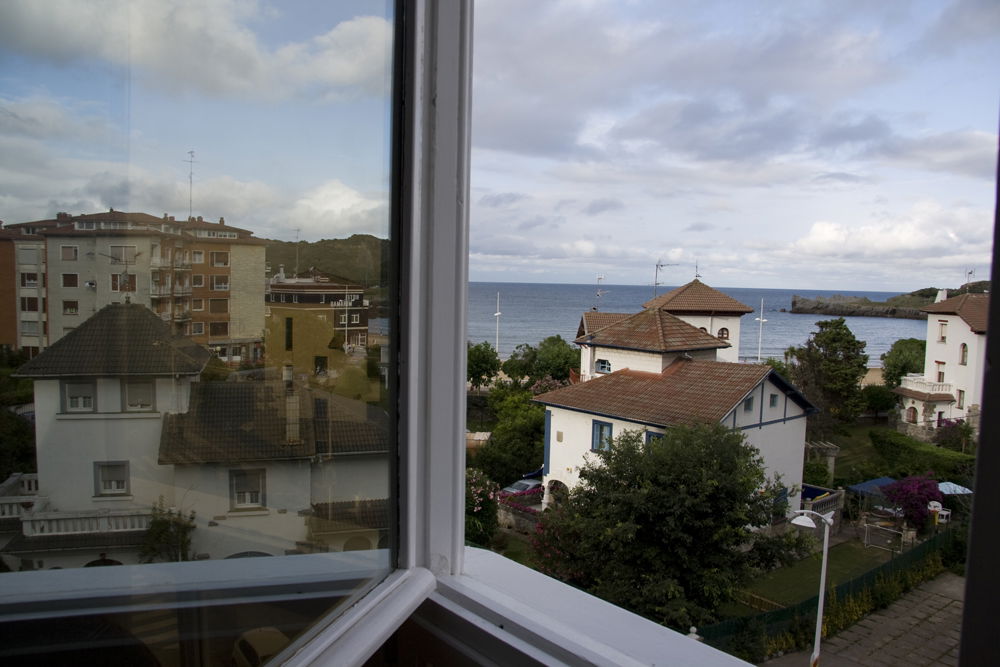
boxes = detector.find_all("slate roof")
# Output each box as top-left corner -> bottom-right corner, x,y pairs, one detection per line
159,382 -> 317,464
534,358 -> 814,427
2,530 -> 147,554
575,308 -> 729,353
643,278 -> 754,314
576,312 -> 632,338
922,293 -> 989,334
892,386 -> 956,403
325,420 -> 390,455
15,304 -> 212,378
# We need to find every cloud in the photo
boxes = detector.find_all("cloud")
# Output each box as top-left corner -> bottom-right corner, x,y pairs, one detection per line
812,172 -> 866,185
871,130 -> 998,180
684,222 -> 716,232
583,198 -> 624,216
913,0 -> 1000,56
285,180 -> 388,239
0,1 -> 391,101
479,192 -> 528,208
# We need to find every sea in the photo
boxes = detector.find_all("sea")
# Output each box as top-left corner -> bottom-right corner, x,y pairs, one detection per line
467,282 -> 927,367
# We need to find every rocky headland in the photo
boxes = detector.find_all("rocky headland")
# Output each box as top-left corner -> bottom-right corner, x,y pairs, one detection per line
790,281 -> 990,320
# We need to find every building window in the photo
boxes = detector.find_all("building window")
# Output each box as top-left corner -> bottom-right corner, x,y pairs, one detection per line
645,430 -> 663,444
192,250 -> 204,263
20,272 -> 39,287
209,321 -> 229,336
743,397 -> 754,412
906,406 -> 918,423
938,321 -> 948,342
61,245 -> 79,261
285,317 -> 293,351
936,361 -> 946,383
351,313 -> 360,324
109,245 -> 137,264
230,469 -> 265,509
192,298 -> 204,311
340,314 -> 348,324
960,343 -> 968,365
769,393 -> 779,408
94,461 -> 129,496
192,274 -> 205,287
62,273 -> 79,288
64,381 -> 95,412
20,320 -> 39,335
209,298 -> 228,313
717,327 -> 729,340
591,420 -> 613,451
191,322 -> 205,335
123,380 -> 155,411
211,251 -> 230,267
110,273 -> 137,292
211,275 -> 229,290
16,247 -> 39,264
20,297 -> 39,312
63,300 -> 79,315
958,390 -> 966,409
595,359 -> 611,374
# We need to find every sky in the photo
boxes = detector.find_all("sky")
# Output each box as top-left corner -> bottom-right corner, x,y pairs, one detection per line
0,1 -> 997,292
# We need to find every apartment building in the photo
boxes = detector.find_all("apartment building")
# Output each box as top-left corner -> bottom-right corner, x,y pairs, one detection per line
2,210 -> 266,363
0,228 -> 49,356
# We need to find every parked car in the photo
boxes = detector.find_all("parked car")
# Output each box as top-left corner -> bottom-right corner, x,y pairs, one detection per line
500,478 -> 542,495
233,627 -> 290,667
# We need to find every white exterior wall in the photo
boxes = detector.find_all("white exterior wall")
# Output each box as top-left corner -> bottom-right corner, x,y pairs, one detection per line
579,345 -> 717,382
672,313 -> 743,362
31,377 -> 182,513
924,314 -> 986,415
175,460 -> 312,559
228,244 -> 265,341
543,376 -> 808,509
310,456 -> 389,504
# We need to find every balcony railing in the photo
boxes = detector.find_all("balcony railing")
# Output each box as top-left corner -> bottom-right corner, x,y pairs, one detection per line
173,285 -> 192,296
149,285 -> 172,297
173,260 -> 192,270
173,310 -> 192,321
899,375 -> 953,395
150,256 -> 168,268
21,509 -> 151,536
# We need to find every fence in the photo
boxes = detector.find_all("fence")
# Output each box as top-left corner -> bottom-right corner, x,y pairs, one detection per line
699,527 -> 957,653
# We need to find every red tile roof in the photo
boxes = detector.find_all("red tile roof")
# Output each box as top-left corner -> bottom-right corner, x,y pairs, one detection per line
575,309 -> 729,353
922,293 -> 989,333
643,279 -> 754,314
534,359 -> 775,427
577,312 -> 631,338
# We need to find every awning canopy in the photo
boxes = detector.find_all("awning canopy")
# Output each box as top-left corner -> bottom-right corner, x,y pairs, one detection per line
939,481 -> 973,495
848,476 -> 896,497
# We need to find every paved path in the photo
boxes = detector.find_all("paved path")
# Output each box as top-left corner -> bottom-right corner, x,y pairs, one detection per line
760,572 -> 964,667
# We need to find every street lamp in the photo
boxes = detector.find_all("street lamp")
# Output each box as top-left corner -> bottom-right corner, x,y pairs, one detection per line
791,509 -> 835,667
755,298 -> 767,362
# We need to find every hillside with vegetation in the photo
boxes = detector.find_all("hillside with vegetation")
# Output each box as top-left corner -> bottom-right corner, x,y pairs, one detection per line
791,281 -> 990,319
263,235 -> 389,288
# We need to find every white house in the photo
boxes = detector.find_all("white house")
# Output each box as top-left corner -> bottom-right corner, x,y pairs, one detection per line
536,357 -> 816,507
643,278 -> 754,362
895,291 -> 988,439
2,303 -> 211,570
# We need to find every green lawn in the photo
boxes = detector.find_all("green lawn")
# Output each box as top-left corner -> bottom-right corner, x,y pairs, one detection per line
746,540 -> 892,607
829,421 -> 894,485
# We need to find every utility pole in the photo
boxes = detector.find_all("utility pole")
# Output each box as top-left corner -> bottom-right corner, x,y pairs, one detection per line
184,150 -> 197,219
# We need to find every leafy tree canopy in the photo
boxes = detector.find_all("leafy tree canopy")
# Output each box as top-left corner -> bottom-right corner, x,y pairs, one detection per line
501,335 -> 579,385
786,318 -> 868,438
531,425 -> 808,629
467,341 -> 501,392
861,384 -> 897,419
880,338 -> 925,389
471,387 -> 544,486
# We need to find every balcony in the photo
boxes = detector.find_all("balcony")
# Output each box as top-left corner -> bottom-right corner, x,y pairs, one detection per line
149,284 -> 172,298
173,259 -> 191,270
150,256 -> 168,268
173,310 -> 192,322
0,473 -> 41,522
21,509 -> 151,536
173,284 -> 192,296
898,374 -> 954,398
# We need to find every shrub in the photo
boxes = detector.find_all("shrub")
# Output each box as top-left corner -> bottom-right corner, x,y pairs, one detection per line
882,475 -> 943,531
869,429 -> 975,483
465,468 -> 499,546
803,460 -> 830,486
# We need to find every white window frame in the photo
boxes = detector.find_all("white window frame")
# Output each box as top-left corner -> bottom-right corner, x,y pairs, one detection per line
210,251 -> 230,267
64,381 -> 96,412
595,358 -> 611,374
192,274 -> 205,287
211,275 -> 229,291
61,245 -> 79,261
192,298 -> 204,311
191,321 -> 205,335
122,379 -> 155,411
94,461 -> 130,496
230,469 -> 265,509
62,273 -> 79,288
109,245 -> 137,264
63,300 -> 79,315
192,250 -> 204,264
351,313 -> 360,324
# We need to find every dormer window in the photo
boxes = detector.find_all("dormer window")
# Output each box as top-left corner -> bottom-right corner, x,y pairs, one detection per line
717,327 -> 729,340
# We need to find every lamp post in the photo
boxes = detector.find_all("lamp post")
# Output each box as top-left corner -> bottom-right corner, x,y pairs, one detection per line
791,509 -> 835,667
755,298 -> 767,362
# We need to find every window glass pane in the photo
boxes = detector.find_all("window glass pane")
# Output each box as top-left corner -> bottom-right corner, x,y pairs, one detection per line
1,1 -> 398,661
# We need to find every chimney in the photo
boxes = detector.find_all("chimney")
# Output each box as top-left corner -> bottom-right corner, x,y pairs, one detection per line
197,216 -> 203,222
935,289 -> 948,303
219,217 -> 225,225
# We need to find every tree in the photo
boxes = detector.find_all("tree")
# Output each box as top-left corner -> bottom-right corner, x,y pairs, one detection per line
881,338 -> 925,389
0,410 -> 35,480
786,318 -> 868,438
139,498 -> 196,563
861,384 -> 897,421
471,387 -> 544,486
531,426 -> 808,629
883,475 -> 943,532
467,341 -> 501,392
501,335 -> 579,385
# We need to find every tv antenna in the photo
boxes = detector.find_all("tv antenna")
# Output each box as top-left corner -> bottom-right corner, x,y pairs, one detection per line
694,261 -> 702,279
184,150 -> 197,218
966,268 -> 975,286
593,274 -> 608,311
652,260 -> 678,299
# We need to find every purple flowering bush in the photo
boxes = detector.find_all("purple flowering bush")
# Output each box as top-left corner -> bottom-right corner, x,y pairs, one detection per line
499,486 -> 543,515
883,475 -> 943,531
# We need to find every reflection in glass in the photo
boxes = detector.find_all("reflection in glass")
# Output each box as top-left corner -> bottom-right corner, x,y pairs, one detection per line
0,1 -> 397,662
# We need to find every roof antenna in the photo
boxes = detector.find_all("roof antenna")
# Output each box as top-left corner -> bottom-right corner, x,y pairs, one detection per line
694,261 -> 702,279
593,274 -> 608,311
652,260 -> 678,299
184,150 -> 197,219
